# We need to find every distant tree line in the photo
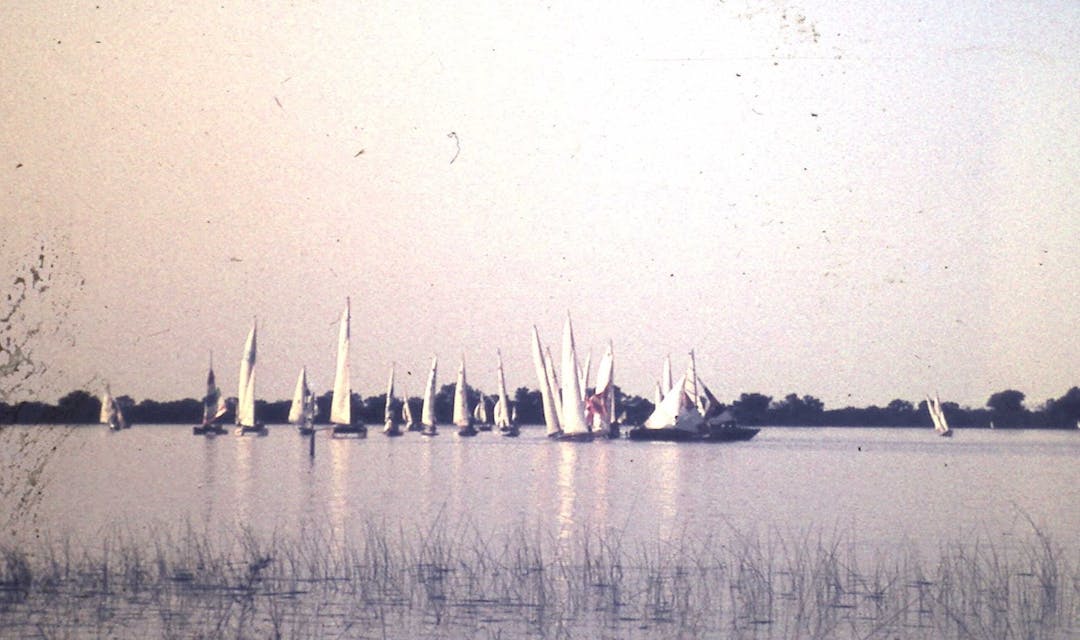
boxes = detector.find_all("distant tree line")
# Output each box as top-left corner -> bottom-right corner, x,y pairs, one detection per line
3,385 -> 1079,430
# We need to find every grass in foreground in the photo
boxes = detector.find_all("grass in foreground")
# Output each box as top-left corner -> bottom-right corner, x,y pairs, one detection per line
0,518 -> 1076,639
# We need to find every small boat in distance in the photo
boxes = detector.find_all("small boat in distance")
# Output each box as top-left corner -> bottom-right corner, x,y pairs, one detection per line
421,356 -> 439,436
329,299 -> 365,437
473,391 -> 493,431
100,384 -> 128,430
235,320 -> 267,436
194,353 -> 227,435
927,393 -> 952,437
495,349 -> 519,437
402,393 -> 420,431
454,356 -> 478,436
382,364 -> 403,437
289,366 -> 317,436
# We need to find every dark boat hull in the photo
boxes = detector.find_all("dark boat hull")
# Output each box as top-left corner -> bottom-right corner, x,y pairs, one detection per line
457,425 -> 478,437
331,424 -> 367,437
193,423 -> 227,435
628,426 -> 760,442
237,424 -> 268,436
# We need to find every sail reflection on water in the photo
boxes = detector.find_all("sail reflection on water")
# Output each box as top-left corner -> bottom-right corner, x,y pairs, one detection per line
234,436 -> 255,526
650,445 -> 681,540
556,444 -> 578,542
328,438 -> 349,540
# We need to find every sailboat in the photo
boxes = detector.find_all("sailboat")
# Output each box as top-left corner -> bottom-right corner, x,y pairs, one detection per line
235,320 -> 267,435
289,366 -> 317,435
495,349 -> 518,437
454,356 -> 478,436
586,340 -> 617,438
927,393 -> 952,437
554,313 -> 593,442
194,353 -> 227,435
330,299 -> 365,437
420,356 -> 439,436
99,384 -> 128,430
473,391 -> 493,431
530,325 -> 561,438
382,364 -> 403,436
402,392 -> 420,431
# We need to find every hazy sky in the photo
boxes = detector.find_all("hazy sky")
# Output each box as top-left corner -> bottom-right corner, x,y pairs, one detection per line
3,1 -> 1077,410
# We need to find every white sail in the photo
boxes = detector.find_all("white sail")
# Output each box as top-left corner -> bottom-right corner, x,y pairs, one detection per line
288,367 -> 308,424
930,393 -> 950,435
401,394 -> 415,426
545,345 -> 565,429
202,353 -> 224,424
686,351 -> 706,414
475,393 -> 489,423
384,365 -> 398,425
421,355 -> 438,429
329,300 -> 351,426
236,321 -> 257,427
530,326 -> 561,436
453,356 -> 472,427
495,349 -> 512,429
560,314 -> 590,436
588,341 -> 614,430
99,385 -> 114,425
645,373 -> 704,432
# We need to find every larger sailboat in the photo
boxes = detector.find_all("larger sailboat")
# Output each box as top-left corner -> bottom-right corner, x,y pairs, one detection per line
530,326 -> 561,438
289,366 -> 317,436
235,320 -> 267,435
194,353 -> 227,435
420,356 -> 439,436
454,355 -> 478,436
99,384 -> 128,431
330,298 -> 365,437
495,349 -> 519,437
555,313 -> 593,442
586,340 -> 617,438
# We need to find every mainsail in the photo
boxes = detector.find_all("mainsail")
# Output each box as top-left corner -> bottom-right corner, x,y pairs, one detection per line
236,321 -> 258,428
453,356 -> 472,428
530,326 -> 561,437
559,314 -> 590,437
421,355 -> 438,432
494,349 -> 512,429
288,366 -> 315,426
330,299 -> 351,426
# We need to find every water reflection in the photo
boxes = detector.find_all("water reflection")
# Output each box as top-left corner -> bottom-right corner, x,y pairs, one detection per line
234,436 -> 254,526
328,438 -> 349,540
200,437 -> 219,528
590,442 -> 609,533
650,445 -> 681,540
556,444 -> 577,541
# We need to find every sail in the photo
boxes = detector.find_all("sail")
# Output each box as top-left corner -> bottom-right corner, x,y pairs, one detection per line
530,326 -> 561,436
559,314 -> 590,436
686,351 -> 700,413
495,349 -> 512,429
578,351 -> 591,403
645,373 -> 704,432
421,356 -> 438,428
453,357 -> 471,427
236,321 -> 257,427
475,394 -> 489,423
545,346 -> 565,428
202,353 -> 222,423
330,300 -> 351,426
402,395 -> 415,426
99,385 -> 114,424
932,393 -> 950,434
384,365 -> 397,425
588,341 -> 614,430
288,367 -> 308,424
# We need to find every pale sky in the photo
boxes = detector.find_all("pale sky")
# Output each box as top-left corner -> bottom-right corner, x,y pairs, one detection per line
2,1 -> 1077,410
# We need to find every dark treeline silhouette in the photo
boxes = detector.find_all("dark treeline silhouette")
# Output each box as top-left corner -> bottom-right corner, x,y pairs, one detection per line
3,386 -> 1080,430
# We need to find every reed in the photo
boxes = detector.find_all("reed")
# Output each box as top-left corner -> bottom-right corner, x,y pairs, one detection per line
0,518 -> 1075,639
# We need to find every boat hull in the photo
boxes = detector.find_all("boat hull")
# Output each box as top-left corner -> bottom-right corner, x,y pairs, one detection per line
628,426 -> 760,442
193,423 -> 227,436
332,424 -> 367,438
555,431 -> 594,442
457,425 -> 478,437
237,424 -> 268,436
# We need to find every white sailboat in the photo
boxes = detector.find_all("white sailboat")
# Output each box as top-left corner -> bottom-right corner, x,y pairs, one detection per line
235,320 -> 266,435
495,348 -> 518,437
99,384 -> 128,430
454,355 -> 477,436
556,313 -> 592,442
288,366 -> 317,435
530,326 -> 561,437
421,355 -> 439,436
194,352 -> 227,435
330,299 -> 364,437
927,393 -> 952,437
402,389 -> 420,431
382,364 -> 402,436
586,340 -> 616,437
473,385 -> 492,431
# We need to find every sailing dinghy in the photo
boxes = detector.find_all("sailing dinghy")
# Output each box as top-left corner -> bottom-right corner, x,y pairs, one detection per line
289,366 -> 317,435
382,364 -> 403,436
420,356 -> 439,436
927,393 -> 952,437
100,384 -> 128,431
234,320 -> 267,435
454,355 -> 478,436
330,299 -> 365,437
194,353 -> 227,435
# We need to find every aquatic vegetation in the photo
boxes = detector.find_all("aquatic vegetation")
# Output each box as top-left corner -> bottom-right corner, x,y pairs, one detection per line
0,519 -> 1075,638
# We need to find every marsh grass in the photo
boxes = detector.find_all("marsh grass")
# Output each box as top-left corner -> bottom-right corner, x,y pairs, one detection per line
0,518 -> 1075,639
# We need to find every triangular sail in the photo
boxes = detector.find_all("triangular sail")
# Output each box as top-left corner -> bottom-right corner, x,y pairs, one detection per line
202,353 -> 223,424
530,326 -> 561,436
578,351 -> 591,403
495,349 -> 512,429
545,345 -> 564,428
288,367 -> 308,424
560,314 -> 590,436
645,373 -> 703,432
453,356 -> 472,427
236,321 -> 258,427
588,341 -> 614,430
100,385 -> 114,424
662,355 -> 673,395
330,300 -> 351,426
401,394 -> 416,427
384,365 -> 398,425
422,356 -> 438,428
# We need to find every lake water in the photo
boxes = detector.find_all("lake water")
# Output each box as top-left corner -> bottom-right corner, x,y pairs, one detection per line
2,425 -> 1078,638
6,424 -> 1078,555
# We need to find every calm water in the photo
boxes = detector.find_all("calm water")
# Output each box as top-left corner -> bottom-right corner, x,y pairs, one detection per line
6,424 -> 1078,555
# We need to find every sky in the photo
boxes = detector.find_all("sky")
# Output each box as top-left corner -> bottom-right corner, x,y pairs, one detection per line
2,1 -> 1077,410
